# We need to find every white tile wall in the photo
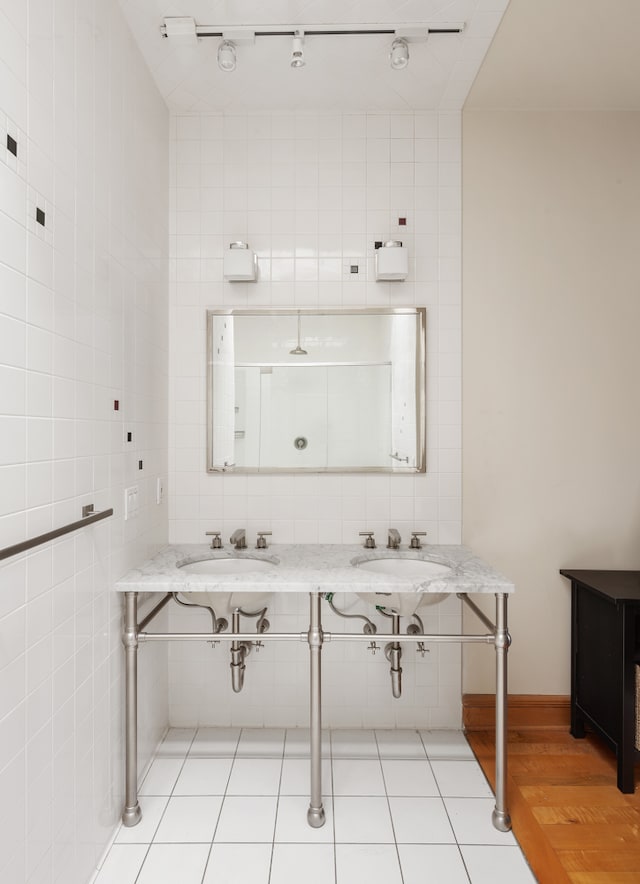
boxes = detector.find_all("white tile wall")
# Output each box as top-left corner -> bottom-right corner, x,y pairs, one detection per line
168,112 -> 462,729
0,2 -> 169,882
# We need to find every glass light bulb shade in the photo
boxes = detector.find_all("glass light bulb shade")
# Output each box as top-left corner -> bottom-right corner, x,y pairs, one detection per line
389,38 -> 409,70
217,40 -> 236,72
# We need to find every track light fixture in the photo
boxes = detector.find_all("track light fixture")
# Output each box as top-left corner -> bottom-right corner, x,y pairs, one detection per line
389,37 -> 409,70
290,30 -> 305,68
217,39 -> 236,71
161,19 -> 464,72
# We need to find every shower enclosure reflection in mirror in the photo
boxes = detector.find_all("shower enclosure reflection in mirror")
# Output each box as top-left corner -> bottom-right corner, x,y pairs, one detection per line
207,307 -> 426,473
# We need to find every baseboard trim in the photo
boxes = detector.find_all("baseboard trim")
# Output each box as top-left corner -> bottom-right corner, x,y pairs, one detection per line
463,693 -> 570,731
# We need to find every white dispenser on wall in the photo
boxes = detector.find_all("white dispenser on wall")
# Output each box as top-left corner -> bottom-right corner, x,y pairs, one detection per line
375,240 -> 409,281
224,241 -> 258,281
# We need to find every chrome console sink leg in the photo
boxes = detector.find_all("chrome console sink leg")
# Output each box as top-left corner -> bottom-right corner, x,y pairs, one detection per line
122,591 -> 141,826
307,591 -> 326,828
492,592 -> 512,832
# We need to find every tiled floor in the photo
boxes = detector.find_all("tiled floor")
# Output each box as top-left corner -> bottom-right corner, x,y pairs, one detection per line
93,728 -> 536,884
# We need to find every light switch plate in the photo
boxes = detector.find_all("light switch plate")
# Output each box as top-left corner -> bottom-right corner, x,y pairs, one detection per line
124,485 -> 139,520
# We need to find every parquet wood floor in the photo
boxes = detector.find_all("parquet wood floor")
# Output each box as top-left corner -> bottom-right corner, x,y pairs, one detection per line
466,729 -> 640,884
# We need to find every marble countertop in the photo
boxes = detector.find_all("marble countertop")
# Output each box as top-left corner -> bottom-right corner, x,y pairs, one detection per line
115,543 -> 514,595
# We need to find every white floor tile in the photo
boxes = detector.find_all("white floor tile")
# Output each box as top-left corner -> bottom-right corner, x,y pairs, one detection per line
331,729 -> 378,758
381,759 -> 439,797
227,757 -> 282,795
460,845 -> 537,883
271,843 -> 335,884
274,796 -> 334,843
214,796 -> 278,842
444,798 -> 518,847
236,728 -> 286,757
156,728 -> 196,757
94,845 -> 147,884
376,729 -> 427,758
284,728 -> 331,757
431,760 -> 494,798
333,797 -> 394,843
115,797 -> 168,844
389,797 -> 456,844
173,758 -> 233,796
136,843 -> 210,884
190,727 -> 241,757
153,796 -> 223,843
202,843 -> 272,884
332,759 -> 385,796
99,728 -> 532,884
335,843 -> 402,884
420,730 -> 474,760
280,757 -> 332,795
398,844 -> 470,884
140,757 -> 184,796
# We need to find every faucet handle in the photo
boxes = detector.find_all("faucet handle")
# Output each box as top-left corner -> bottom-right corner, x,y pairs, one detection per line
410,531 -> 427,550
205,531 -> 223,549
359,531 -> 376,549
256,531 -> 272,549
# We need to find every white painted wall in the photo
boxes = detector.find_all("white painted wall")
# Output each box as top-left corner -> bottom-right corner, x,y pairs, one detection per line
462,109 -> 640,694
0,1 -> 169,880
168,111 -> 464,728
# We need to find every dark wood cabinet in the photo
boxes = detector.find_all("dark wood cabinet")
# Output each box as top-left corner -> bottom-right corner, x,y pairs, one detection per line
560,569 -> 640,793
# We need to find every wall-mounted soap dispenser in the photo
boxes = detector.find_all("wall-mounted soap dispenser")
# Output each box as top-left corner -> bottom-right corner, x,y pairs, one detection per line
223,241 -> 258,281
375,240 -> 408,281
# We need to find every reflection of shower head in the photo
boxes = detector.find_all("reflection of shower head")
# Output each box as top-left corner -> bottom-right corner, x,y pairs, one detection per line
289,313 -> 308,355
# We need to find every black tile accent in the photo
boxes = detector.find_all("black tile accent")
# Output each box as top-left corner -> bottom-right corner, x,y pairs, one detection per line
374,241 -> 383,249
350,265 -> 359,274
138,460 -> 143,470
398,217 -> 407,226
36,207 -> 45,226
127,432 -> 132,442
6,134 -> 17,156
114,400 -> 120,410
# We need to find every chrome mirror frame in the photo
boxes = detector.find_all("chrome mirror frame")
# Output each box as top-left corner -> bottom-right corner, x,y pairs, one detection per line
206,306 -> 426,474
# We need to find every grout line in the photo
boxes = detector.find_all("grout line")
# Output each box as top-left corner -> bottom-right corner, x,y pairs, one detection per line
195,725 -> 238,884
375,729 -> 406,884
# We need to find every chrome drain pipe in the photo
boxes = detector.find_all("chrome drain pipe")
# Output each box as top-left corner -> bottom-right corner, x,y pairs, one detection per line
384,613 -> 403,698
230,610 -> 250,693
377,606 -> 403,698
230,606 -> 269,693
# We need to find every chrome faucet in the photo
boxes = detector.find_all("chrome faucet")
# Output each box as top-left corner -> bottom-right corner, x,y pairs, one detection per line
387,528 -> 401,550
230,528 -> 246,550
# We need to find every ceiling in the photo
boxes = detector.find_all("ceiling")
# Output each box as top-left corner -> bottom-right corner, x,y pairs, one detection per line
466,0 -> 640,110
117,0 -> 510,112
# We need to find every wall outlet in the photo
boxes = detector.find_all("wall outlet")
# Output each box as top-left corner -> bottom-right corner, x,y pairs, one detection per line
156,477 -> 164,505
124,485 -> 139,520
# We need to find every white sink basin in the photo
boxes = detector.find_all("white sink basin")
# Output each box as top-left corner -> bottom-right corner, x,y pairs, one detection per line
354,557 -> 452,617
355,558 -> 452,580
176,556 -> 277,614
178,557 -> 277,575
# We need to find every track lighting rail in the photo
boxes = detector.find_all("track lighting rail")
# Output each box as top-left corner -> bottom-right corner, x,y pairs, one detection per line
160,22 -> 465,39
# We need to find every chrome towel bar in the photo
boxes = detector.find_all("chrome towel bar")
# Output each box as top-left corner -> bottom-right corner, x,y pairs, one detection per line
0,504 -> 114,561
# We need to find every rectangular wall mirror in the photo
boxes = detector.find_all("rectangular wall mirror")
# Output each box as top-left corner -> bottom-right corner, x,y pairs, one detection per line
207,307 -> 426,473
